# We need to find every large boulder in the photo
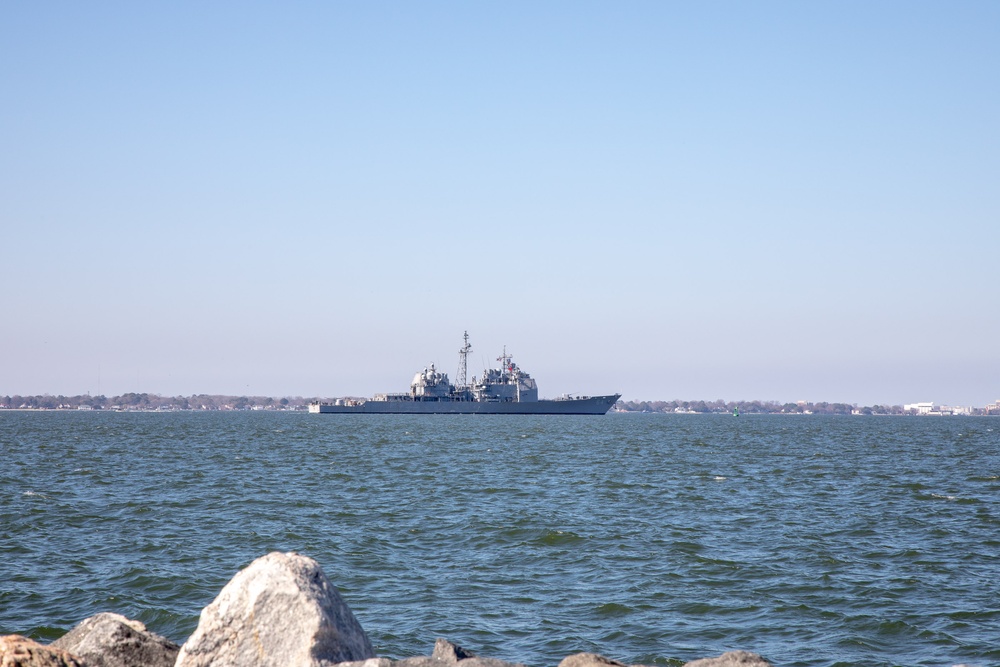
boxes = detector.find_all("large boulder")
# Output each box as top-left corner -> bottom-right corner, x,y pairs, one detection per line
51,613 -> 178,667
683,651 -> 773,667
175,552 -> 376,667
0,635 -> 88,667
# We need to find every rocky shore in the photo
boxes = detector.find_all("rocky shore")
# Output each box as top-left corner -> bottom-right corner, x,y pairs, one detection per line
1,552 -> 772,667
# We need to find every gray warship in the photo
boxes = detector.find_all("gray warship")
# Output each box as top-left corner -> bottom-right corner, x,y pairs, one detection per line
309,332 -> 620,414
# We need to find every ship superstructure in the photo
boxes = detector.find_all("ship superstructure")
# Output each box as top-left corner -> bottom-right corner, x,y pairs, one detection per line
310,332 -> 619,414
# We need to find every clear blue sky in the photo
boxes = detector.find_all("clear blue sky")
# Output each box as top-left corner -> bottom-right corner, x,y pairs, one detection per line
3,2 -> 998,406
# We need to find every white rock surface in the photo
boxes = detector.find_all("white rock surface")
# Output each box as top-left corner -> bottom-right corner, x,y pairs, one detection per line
175,552 -> 376,667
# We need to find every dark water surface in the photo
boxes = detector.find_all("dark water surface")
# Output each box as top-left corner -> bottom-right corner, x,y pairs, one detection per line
2,412 -> 999,666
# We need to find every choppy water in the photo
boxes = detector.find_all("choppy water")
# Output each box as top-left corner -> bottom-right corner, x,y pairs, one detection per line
2,412 -> 999,667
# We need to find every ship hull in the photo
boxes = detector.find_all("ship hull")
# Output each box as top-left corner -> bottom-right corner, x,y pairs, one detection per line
310,394 -> 620,415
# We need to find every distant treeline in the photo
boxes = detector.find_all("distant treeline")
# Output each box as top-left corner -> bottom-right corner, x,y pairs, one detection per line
0,393 -> 320,411
618,399 -> 905,415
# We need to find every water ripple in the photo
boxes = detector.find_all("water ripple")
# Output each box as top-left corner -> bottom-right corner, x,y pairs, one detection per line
2,412 -> 999,667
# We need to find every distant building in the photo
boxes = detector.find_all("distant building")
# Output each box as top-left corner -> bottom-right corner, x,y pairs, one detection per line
903,401 -> 974,416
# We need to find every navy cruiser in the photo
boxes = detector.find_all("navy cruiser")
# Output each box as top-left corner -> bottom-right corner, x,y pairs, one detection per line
309,332 -> 620,414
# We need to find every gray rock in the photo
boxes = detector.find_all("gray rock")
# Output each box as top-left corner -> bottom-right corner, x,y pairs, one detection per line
458,659 -> 526,667
557,654 -> 627,667
682,651 -> 773,667
0,635 -> 89,667
334,660 -> 393,667
51,613 -> 178,667
432,639 -> 476,663
429,639 -> 525,667
175,551 -> 376,667
393,658 -> 452,667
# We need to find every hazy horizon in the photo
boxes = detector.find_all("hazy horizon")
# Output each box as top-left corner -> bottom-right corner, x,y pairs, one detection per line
3,3 -> 997,407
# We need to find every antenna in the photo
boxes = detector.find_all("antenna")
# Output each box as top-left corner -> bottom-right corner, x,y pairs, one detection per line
457,331 -> 472,388
497,346 -> 513,378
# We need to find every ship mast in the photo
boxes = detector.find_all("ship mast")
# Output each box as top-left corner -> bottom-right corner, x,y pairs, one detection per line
498,346 -> 513,380
457,331 -> 472,389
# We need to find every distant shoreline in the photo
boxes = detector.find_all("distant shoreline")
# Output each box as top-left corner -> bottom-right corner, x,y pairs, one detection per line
2,393 -> 998,416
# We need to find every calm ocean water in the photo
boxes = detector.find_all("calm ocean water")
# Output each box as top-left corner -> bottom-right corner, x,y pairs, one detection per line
2,412 -> 998,667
